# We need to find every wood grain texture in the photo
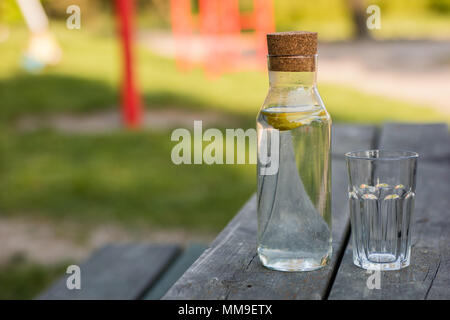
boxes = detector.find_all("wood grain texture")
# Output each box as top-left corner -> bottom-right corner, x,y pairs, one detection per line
378,123 -> 449,161
163,125 -> 376,300
143,244 -> 207,300
329,123 -> 450,300
331,124 -> 377,158
38,244 -> 180,300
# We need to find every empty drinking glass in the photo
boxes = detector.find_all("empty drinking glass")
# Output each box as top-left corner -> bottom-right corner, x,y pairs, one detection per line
346,150 -> 418,270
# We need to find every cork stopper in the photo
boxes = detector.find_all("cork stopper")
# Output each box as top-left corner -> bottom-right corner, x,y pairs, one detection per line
267,31 -> 317,72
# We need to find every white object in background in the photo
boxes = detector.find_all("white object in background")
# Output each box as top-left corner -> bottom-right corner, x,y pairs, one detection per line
16,0 -> 49,34
16,0 -> 62,71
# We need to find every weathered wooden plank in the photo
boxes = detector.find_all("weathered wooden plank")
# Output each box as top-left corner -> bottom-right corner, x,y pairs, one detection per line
38,244 -> 180,300
163,125 -> 376,300
378,123 -> 450,161
332,124 -> 377,157
143,244 -> 207,300
329,123 -> 450,300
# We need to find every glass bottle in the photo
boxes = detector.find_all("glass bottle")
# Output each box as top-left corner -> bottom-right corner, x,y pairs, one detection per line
257,32 -> 332,271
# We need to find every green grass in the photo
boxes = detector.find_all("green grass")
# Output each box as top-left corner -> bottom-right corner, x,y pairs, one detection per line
273,0 -> 450,41
0,255 -> 69,300
0,128 -> 255,230
1,25 -> 446,124
0,24 -> 447,232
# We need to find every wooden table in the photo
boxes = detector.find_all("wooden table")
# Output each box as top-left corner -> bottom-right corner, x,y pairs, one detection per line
164,123 -> 450,300
40,123 -> 449,300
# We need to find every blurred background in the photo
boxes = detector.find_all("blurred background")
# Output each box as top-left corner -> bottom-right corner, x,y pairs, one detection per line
0,0 -> 449,299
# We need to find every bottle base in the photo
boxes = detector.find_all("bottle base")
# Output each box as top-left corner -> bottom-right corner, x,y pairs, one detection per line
258,247 -> 331,272
353,254 -> 410,271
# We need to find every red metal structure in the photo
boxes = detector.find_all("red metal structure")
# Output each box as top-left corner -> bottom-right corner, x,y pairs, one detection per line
114,0 -> 274,128
115,0 -> 141,128
170,0 -> 275,76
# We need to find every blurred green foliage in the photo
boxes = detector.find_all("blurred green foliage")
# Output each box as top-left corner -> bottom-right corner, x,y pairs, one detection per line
1,24 -> 446,124
274,0 -> 353,39
429,0 -> 450,13
274,0 -> 450,39
0,0 -> 22,24
0,254 -> 69,300
1,0 -> 449,39
0,128 -> 256,230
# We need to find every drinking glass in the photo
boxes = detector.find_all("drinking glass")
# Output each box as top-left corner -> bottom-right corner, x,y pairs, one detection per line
346,150 -> 418,270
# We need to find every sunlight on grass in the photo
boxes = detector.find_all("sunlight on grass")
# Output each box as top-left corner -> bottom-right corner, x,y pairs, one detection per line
0,129 -> 255,230
0,25 -> 447,232
0,255 -> 68,300
0,24 -> 446,124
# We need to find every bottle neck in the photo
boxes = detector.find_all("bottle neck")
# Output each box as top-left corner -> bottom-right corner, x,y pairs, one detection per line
267,54 -> 317,88
268,70 -> 316,88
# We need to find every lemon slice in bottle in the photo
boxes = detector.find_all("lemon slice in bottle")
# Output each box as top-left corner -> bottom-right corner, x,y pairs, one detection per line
261,108 -> 326,131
